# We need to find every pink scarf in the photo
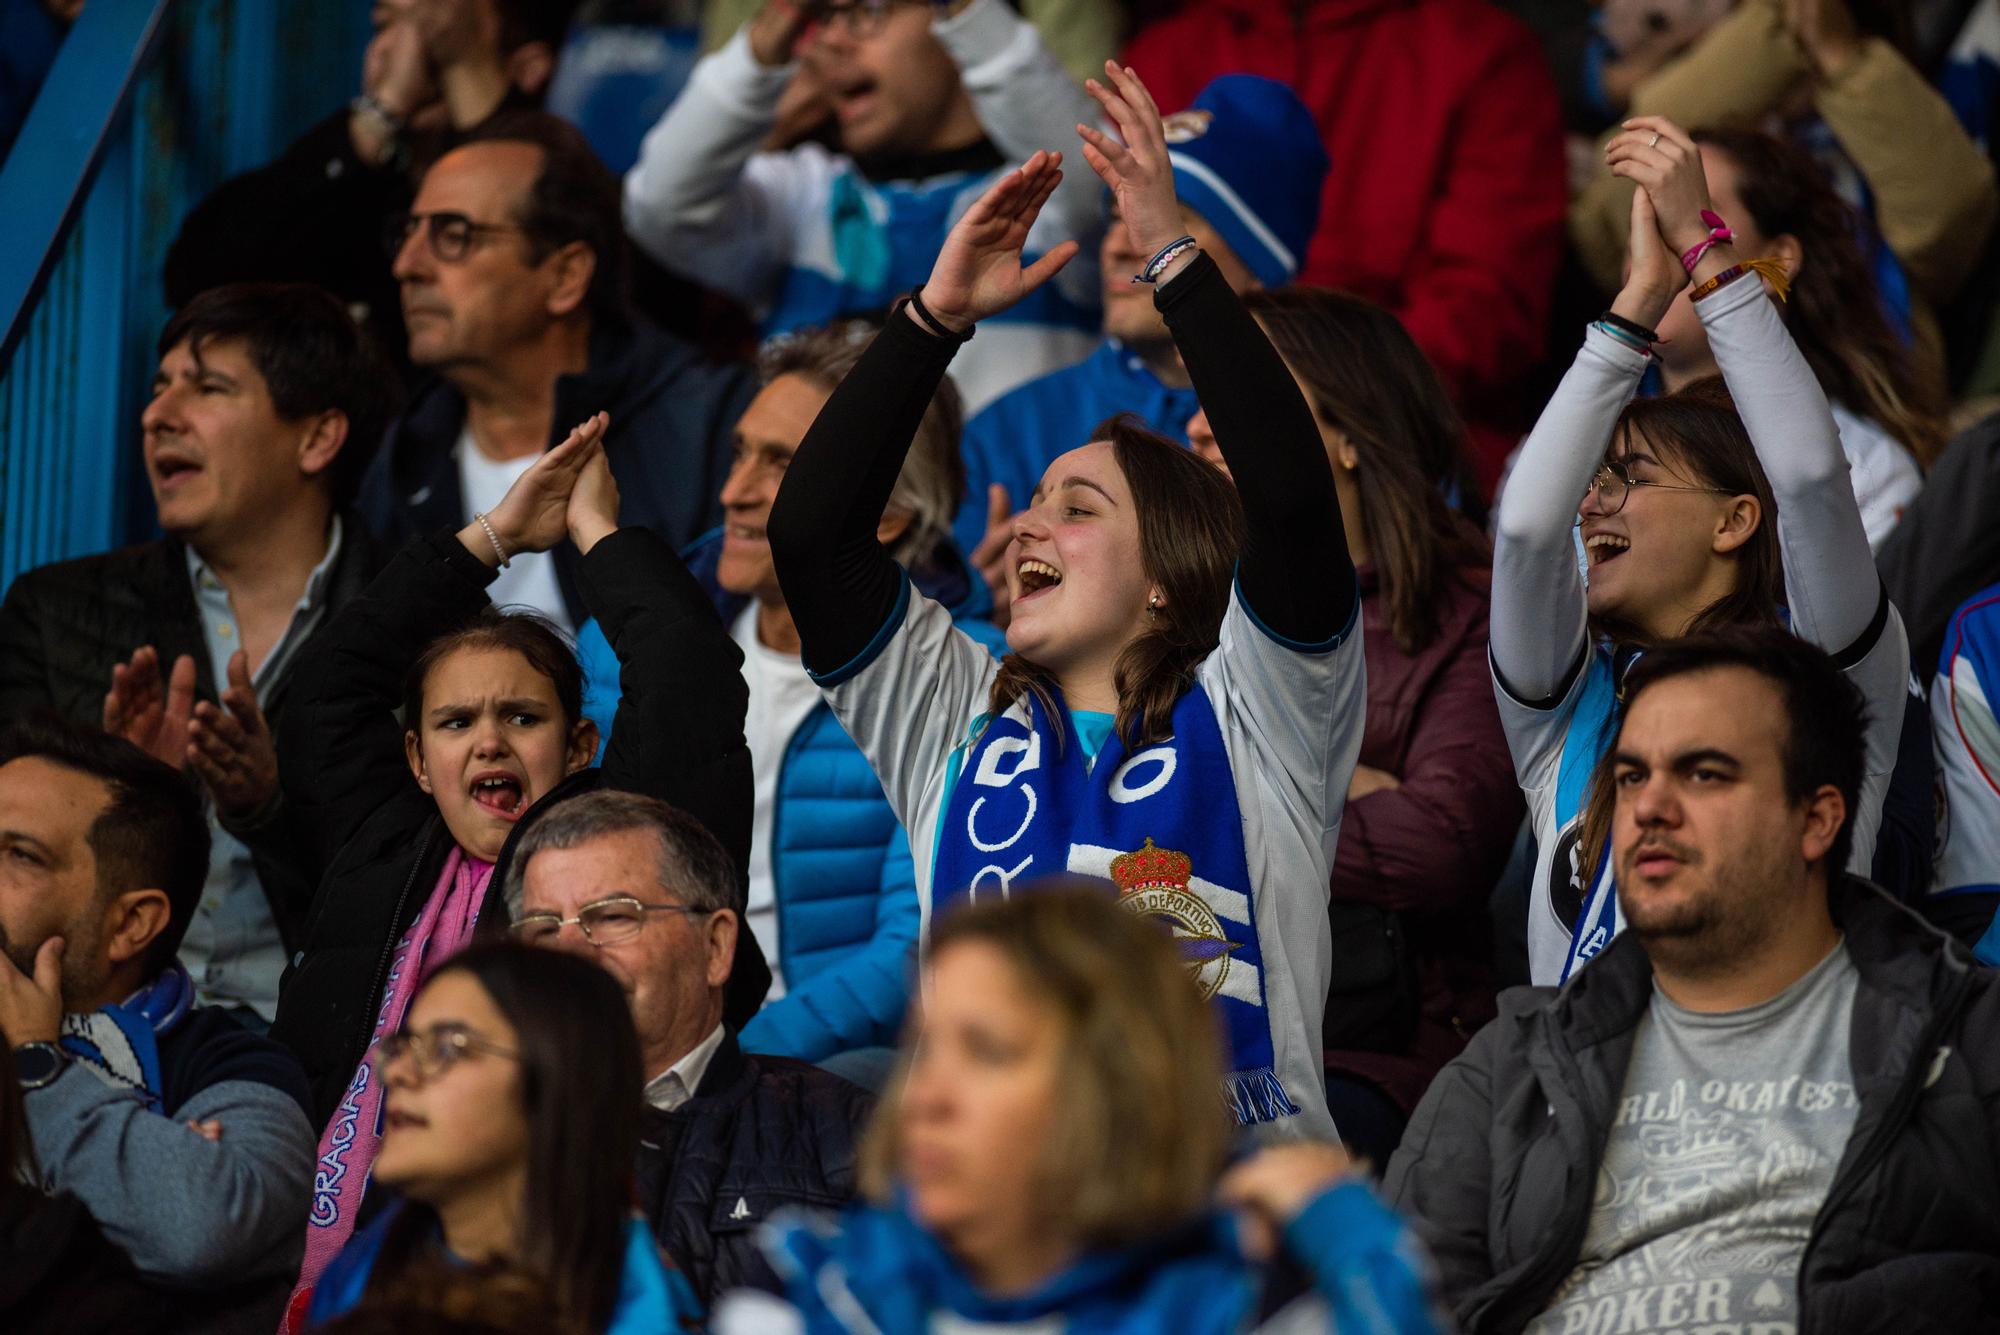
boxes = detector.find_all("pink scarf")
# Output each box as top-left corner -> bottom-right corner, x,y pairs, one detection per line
282,845 -> 494,1329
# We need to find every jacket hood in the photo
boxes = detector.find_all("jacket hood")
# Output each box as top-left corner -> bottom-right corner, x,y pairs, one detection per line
382,319 -> 705,496
764,1196 -> 1247,1331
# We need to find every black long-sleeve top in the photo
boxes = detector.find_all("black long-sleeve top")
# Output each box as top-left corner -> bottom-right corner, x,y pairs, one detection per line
767,252 -> 1356,673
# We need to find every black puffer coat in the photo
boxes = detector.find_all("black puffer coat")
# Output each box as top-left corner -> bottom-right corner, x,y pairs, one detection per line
1385,878 -> 2000,1334
634,1031 -> 874,1306
270,528 -> 756,1125
0,524 -> 385,948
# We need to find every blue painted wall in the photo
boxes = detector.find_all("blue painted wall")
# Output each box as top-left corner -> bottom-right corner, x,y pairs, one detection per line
0,0 -> 371,590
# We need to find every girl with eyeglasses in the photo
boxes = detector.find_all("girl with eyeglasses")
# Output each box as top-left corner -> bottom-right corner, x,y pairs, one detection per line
270,414 -> 752,1304
764,64 -> 1366,1141
303,942 -> 699,1332
1493,117 -> 1911,985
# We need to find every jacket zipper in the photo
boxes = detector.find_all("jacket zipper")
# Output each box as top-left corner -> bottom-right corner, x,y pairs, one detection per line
1793,967 -> 1974,1335
351,820 -> 440,1068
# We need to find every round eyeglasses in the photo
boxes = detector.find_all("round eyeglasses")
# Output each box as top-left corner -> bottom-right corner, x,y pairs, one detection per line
384,210 -> 527,262
377,1022 -> 519,1082
510,896 -> 710,948
1578,458 -> 1733,518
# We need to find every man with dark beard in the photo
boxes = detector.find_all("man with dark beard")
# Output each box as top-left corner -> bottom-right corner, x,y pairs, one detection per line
1385,628 -> 2000,1335
0,721 -> 314,1335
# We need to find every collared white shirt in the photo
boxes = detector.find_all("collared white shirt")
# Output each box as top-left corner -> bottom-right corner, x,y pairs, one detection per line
642,1022 -> 727,1112
181,516 -> 345,1019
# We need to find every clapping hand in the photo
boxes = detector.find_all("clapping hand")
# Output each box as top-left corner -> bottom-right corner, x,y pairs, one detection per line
1604,117 -> 1716,262
103,646 -> 198,769
967,484 -> 1016,627
1076,62 -> 1186,271
917,152 -> 1080,332
463,412 -> 611,565
566,418 -> 623,556
188,650 -> 281,822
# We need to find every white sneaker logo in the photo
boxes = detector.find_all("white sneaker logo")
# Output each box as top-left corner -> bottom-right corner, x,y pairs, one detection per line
730,1197 -> 751,1222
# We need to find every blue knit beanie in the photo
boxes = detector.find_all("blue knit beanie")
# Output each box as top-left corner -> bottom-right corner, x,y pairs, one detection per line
1163,75 -> 1329,287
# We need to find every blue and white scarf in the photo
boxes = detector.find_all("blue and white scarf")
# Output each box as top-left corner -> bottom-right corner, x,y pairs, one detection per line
58,959 -> 194,1112
934,683 -> 1297,1125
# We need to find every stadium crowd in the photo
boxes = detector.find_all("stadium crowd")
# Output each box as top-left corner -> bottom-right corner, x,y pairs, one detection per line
5,0 -> 2000,1331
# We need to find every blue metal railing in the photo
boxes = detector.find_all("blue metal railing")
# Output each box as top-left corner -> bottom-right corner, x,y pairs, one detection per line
0,0 -> 369,591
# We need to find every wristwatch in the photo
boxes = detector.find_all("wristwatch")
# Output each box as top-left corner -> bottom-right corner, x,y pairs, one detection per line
14,1042 -> 67,1091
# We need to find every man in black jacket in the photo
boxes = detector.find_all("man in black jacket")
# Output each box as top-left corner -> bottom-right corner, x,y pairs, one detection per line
1386,628 -> 2000,1334
504,788 -> 871,1306
358,110 -> 754,631
0,283 -> 389,1027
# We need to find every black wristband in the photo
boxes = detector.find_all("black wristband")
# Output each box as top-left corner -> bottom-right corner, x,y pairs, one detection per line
903,287 -> 975,344
1599,311 -> 1659,346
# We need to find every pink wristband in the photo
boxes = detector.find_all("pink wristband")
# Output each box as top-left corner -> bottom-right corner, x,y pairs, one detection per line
1680,209 -> 1733,274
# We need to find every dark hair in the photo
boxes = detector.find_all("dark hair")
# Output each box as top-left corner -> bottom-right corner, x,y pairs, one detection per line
503,789 -> 742,919
494,0 -> 580,53
1598,376 -> 1786,646
158,282 -> 395,503
402,608 -> 584,736
371,942 -> 641,1332
1694,128 -> 1944,467
457,111 -> 630,332
1603,627 -> 1870,877
0,720 -> 209,976
989,415 -> 1243,748
1245,287 -> 1488,654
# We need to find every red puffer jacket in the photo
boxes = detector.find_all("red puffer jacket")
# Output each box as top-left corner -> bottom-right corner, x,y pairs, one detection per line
1325,561 -> 1521,1115
1124,0 -> 1566,491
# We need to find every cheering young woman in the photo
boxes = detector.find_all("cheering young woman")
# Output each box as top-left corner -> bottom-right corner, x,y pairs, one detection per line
764,62 -> 1366,1140
1492,116 -> 1910,984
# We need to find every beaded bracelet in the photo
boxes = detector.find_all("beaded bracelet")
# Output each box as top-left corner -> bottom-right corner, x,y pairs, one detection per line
1132,235 -> 1198,285
474,512 -> 511,569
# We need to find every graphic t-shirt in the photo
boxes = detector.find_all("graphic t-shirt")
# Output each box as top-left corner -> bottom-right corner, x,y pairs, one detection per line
1528,943 -> 1861,1335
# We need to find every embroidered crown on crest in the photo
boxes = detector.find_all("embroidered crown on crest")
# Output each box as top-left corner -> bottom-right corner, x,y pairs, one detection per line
1110,838 -> 1193,895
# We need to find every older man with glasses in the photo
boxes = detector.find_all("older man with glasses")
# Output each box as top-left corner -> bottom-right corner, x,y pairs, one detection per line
502,788 -> 872,1308
358,109 -> 755,632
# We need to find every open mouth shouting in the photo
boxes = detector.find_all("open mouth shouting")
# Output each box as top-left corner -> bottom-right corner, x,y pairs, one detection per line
1583,531 -> 1631,567
468,769 -> 529,821
1016,558 -> 1064,602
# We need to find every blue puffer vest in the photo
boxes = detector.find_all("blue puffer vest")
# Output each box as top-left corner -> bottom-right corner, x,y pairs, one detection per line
577,531 -> 1004,1061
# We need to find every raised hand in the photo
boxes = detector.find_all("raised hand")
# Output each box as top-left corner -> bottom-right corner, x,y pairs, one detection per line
1605,117 -> 1715,260
1612,185 -> 1687,332
188,650 -> 281,822
1076,62 -> 1183,262
1783,0 -> 1863,78
464,412 -> 609,564
918,151 -> 1081,331
103,647 -> 198,769
567,420 -> 623,556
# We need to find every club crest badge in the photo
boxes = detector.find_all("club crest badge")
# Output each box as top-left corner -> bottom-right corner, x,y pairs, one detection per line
1111,838 -> 1238,999
1160,109 -> 1213,144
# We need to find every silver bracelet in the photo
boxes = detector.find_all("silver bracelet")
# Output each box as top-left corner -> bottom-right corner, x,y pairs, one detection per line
474,512 -> 511,569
